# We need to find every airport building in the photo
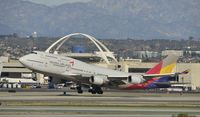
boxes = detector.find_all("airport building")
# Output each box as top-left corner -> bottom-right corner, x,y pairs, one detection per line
0,56 -> 47,87
120,61 -> 199,90
162,50 -> 183,57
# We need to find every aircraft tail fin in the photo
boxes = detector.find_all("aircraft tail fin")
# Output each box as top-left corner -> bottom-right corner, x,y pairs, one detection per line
145,55 -> 179,75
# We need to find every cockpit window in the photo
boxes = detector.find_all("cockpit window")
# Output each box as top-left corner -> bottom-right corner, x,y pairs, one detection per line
31,51 -> 37,54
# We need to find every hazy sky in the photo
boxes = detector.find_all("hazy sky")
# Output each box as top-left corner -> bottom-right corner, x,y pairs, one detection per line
25,0 -> 92,6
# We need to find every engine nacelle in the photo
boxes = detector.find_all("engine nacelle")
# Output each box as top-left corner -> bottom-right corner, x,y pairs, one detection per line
32,77 -> 37,81
89,76 -> 107,85
127,75 -> 143,84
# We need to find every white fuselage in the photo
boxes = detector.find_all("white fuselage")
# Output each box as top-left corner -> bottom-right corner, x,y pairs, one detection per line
19,51 -> 143,86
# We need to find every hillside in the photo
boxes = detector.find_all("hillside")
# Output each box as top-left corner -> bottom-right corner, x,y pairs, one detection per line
0,0 -> 199,39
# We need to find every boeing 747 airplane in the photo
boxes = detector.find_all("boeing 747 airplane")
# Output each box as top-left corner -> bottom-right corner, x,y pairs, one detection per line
19,51 -> 180,94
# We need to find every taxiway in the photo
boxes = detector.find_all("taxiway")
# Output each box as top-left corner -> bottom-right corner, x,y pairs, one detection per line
0,91 -> 199,117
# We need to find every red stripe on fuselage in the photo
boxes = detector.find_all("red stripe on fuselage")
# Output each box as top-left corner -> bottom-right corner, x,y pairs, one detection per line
124,78 -> 157,89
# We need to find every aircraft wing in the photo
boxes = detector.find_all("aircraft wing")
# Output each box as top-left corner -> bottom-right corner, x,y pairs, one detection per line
107,76 -> 128,86
143,69 -> 190,80
143,73 -> 177,79
66,73 -> 127,86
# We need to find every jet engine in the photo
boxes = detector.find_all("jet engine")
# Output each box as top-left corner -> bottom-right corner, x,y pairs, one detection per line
89,76 -> 107,85
127,75 -> 143,84
32,77 -> 37,81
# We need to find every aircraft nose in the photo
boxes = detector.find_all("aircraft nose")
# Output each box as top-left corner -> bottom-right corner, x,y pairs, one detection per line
19,56 -> 26,65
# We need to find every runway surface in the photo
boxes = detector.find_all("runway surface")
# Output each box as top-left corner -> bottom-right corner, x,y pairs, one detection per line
0,91 -> 199,117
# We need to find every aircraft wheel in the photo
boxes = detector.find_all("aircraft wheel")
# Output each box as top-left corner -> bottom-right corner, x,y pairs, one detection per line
77,85 -> 83,94
91,90 -> 96,94
88,89 -> 92,93
78,90 -> 83,94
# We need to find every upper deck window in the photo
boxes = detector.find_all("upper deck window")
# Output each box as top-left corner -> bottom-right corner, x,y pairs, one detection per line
31,51 -> 37,54
45,55 -> 58,59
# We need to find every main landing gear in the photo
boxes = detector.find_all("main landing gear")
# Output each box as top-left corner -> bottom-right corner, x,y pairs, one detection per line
76,85 -> 83,94
76,84 -> 103,94
88,85 -> 103,94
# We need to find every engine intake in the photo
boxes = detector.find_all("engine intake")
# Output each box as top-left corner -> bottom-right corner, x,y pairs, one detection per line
127,75 -> 143,84
89,76 -> 107,85
127,76 -> 132,83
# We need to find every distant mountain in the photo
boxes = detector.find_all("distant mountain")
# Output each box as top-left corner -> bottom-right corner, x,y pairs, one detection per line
0,0 -> 199,39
